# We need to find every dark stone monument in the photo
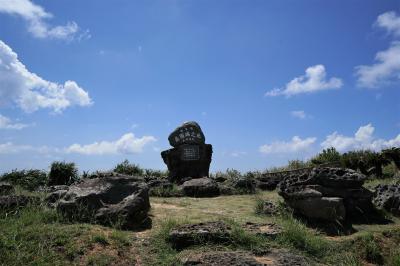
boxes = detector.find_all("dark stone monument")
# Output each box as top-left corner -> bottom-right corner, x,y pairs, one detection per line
161,121 -> 212,183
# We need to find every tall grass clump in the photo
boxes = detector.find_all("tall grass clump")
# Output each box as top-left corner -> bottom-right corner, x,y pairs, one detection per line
277,215 -> 330,258
48,161 -> 79,186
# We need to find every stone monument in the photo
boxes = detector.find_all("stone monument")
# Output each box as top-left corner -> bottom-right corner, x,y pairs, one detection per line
161,121 -> 212,183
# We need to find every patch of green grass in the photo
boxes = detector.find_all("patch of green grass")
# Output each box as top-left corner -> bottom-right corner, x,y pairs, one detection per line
149,184 -> 182,197
109,230 -> 131,248
86,254 -> 116,266
277,215 -> 330,258
355,233 -> 383,265
388,248 -> 400,266
91,233 -> 109,246
144,219 -> 182,266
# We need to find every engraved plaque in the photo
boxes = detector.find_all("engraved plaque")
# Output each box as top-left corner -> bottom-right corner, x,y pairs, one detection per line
181,145 -> 200,161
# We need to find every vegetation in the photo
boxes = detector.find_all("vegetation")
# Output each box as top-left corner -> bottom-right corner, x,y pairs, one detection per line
48,161 -> 79,186
0,169 -> 47,191
113,159 -> 144,176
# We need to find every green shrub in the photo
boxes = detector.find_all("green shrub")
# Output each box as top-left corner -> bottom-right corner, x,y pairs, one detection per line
356,233 -> 383,264
144,168 -> 168,178
91,234 -> 109,246
48,161 -> 78,186
1,169 -> 47,191
113,159 -> 144,176
311,147 -> 341,165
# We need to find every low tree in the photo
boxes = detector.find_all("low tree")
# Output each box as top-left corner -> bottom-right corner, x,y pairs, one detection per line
311,147 -> 341,165
114,159 -> 144,176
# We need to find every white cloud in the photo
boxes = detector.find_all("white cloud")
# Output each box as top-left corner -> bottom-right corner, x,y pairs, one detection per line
355,41 -> 400,88
290,110 -> 307,120
321,123 -> 400,152
355,11 -> 400,88
0,40 -> 93,113
0,114 -> 29,129
0,142 -> 55,154
66,133 -> 157,155
230,151 -> 247,157
376,11 -> 400,37
265,65 -> 343,97
259,136 -> 317,154
0,0 -> 88,40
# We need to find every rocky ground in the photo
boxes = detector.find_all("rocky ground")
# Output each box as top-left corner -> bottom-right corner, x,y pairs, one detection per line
1,175 -> 400,266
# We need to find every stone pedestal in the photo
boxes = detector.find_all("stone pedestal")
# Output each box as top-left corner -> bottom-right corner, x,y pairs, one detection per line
161,143 -> 212,183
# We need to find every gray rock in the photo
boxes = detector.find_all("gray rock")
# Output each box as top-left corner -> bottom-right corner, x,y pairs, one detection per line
232,177 -> 255,193
168,221 -> 231,249
287,196 -> 346,221
56,175 -> 151,230
373,184 -> 400,215
182,177 -> 220,197
310,167 -> 367,188
168,121 -> 205,147
242,222 -> 282,238
0,182 -> 14,195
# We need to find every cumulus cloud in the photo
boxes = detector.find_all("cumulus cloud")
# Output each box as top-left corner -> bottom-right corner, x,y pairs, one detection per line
0,114 -> 29,129
265,65 -> 343,97
355,11 -> 400,88
290,110 -> 307,120
0,40 -> 93,113
66,133 -> 157,155
259,136 -> 317,154
0,0 -> 89,40
355,42 -> 400,88
321,123 -> 400,152
376,11 -> 400,37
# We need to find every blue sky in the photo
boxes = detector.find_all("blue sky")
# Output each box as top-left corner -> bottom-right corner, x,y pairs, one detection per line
0,0 -> 399,173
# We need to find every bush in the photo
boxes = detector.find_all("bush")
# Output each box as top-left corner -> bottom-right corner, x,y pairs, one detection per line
48,161 -> 78,186
311,147 -> 341,165
113,160 -> 144,176
1,169 -> 47,191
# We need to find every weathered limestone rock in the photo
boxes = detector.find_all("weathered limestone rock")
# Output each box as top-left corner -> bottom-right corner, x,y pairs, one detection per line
242,222 -> 282,238
278,167 -> 375,223
161,121 -> 212,184
182,177 -> 220,197
56,175 -> 151,230
373,184 -> 400,215
168,221 -> 231,249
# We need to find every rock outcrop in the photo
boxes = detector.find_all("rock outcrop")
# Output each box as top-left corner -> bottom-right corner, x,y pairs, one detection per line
56,174 -> 151,230
278,167 -> 375,222
373,184 -> 400,216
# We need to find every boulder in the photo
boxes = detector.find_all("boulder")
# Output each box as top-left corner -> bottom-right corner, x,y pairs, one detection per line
0,182 -> 14,195
182,177 -> 220,197
288,197 -> 346,221
278,167 -> 375,224
168,221 -> 230,249
255,175 -> 282,191
373,184 -> 400,215
168,121 -> 205,147
232,177 -> 255,193
56,175 -> 151,230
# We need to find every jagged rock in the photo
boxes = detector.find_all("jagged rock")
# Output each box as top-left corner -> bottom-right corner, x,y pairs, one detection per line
0,182 -> 14,195
259,200 -> 279,215
181,249 -> 309,266
168,221 -> 231,249
373,184 -> 400,215
182,177 -> 220,197
242,222 -> 282,238
278,167 -> 375,224
56,175 -> 151,230
46,189 -> 68,207
310,167 -> 367,188
0,195 -> 40,210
